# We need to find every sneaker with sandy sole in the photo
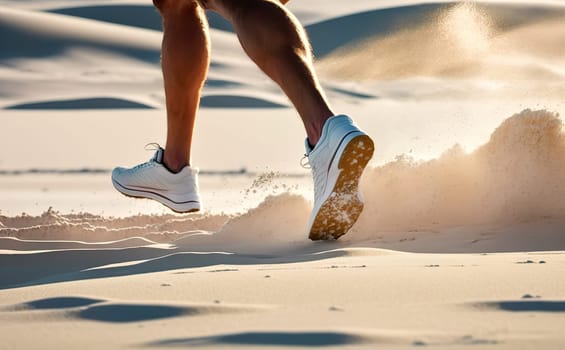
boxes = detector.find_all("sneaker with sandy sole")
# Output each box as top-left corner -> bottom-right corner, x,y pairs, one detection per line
304,115 -> 374,240
111,146 -> 202,213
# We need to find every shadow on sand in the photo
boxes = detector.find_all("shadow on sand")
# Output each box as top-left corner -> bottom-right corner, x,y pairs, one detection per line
7,296 -> 253,323
12,296 -> 104,310
148,331 -> 370,347
481,301 -> 565,312
0,242 -> 345,291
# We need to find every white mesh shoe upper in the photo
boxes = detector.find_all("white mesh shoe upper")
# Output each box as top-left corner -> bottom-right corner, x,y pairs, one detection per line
112,147 -> 201,212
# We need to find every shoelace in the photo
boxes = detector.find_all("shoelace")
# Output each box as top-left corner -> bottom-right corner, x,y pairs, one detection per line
145,142 -> 161,152
145,142 -> 162,162
300,153 -> 311,169
131,143 -> 161,170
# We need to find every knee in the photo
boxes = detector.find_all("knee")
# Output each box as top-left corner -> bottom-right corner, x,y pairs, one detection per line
218,0 -> 307,53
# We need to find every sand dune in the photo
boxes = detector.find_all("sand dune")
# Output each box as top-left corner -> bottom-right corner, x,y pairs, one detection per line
0,5 -> 272,109
48,3 -> 234,33
3,1 -> 563,110
48,4 -> 164,31
308,3 -> 444,57
3,1 -> 563,111
6,97 -> 155,110
0,6 -> 161,61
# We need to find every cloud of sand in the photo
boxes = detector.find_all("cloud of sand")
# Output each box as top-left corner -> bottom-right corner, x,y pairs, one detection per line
317,3 -> 565,81
353,109 -> 565,235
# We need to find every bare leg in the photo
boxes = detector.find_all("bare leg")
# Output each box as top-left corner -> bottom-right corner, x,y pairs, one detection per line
155,0 -> 210,172
115,0 -> 372,235
205,0 -> 333,146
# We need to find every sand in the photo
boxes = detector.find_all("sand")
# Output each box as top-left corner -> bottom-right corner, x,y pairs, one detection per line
1,0 -> 565,349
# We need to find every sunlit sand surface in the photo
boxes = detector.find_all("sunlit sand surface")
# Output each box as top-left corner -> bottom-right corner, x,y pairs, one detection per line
1,1 -> 565,348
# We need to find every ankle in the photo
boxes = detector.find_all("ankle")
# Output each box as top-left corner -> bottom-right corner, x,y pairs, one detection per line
163,152 -> 188,173
307,113 -> 333,147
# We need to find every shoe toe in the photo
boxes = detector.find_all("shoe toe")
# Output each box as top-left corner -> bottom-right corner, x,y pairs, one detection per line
111,166 -> 126,180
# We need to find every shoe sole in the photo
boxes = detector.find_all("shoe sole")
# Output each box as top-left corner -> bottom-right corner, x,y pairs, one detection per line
112,179 -> 201,214
309,134 -> 374,241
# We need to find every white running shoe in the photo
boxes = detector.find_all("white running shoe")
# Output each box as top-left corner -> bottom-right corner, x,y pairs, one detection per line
304,115 -> 374,240
111,146 -> 202,213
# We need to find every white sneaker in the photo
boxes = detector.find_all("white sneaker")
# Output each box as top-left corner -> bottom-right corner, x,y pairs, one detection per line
111,146 -> 202,213
304,115 -> 374,240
